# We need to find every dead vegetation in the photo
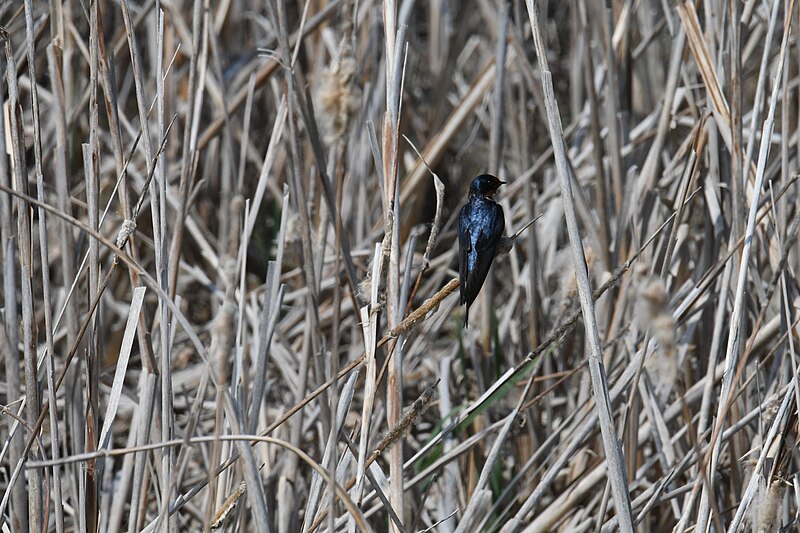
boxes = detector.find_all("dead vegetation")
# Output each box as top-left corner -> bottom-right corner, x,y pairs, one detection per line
1,0 -> 800,531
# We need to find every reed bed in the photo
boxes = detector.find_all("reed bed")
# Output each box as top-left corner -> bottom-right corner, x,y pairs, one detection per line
0,0 -> 799,531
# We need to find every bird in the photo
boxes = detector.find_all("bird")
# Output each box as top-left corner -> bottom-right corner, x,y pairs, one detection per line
458,174 -> 505,328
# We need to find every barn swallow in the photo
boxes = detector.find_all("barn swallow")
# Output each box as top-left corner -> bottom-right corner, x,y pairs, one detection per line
458,174 -> 505,328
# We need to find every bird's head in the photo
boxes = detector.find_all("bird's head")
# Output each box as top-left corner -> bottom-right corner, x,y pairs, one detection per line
469,174 -> 505,198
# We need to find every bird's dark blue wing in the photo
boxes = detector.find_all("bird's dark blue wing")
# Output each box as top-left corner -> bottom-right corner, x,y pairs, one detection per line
458,204 -> 472,305
474,202 -> 504,253
459,200 -> 504,309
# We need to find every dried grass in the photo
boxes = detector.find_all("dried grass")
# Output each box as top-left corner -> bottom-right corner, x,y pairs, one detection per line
1,0 -> 800,531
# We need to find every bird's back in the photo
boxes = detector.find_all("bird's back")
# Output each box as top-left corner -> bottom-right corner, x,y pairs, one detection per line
458,196 -> 504,308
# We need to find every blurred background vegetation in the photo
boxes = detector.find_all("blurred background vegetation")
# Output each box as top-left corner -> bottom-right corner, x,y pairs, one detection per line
0,0 -> 799,531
